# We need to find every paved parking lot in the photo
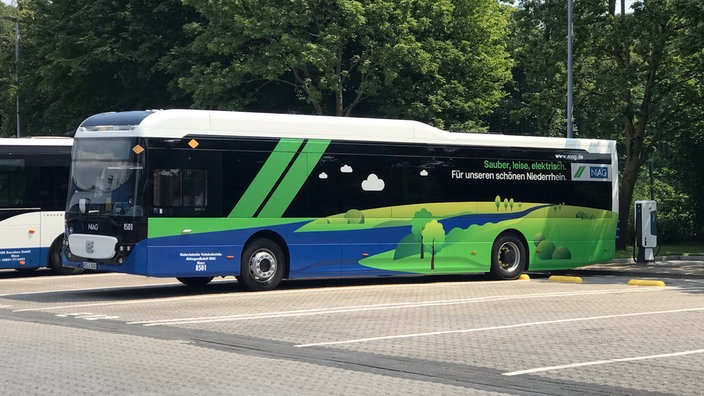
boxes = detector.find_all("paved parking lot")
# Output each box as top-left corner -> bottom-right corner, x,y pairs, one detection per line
1,268 -> 703,395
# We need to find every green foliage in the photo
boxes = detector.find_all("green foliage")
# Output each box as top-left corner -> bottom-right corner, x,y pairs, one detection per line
0,0 -> 699,246
411,208 -> 433,258
632,163 -> 697,243
179,0 -> 511,129
15,0 -> 198,134
421,219 -> 445,269
552,246 -> 571,260
393,233 -> 420,260
532,232 -> 545,246
505,0 -> 704,247
411,208 -> 433,235
536,239 -> 555,260
0,3 -> 18,136
344,209 -> 364,224
673,133 -> 704,238
421,220 -> 446,250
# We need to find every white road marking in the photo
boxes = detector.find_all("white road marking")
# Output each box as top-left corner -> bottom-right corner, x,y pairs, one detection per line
131,287 -> 669,326
12,293 -> 229,312
0,272 -> 123,283
503,349 -> 704,376
55,312 -> 120,321
0,282 -> 182,297
294,307 -> 704,347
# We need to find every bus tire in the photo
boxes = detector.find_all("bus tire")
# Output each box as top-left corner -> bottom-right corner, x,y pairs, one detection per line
490,233 -> 526,280
238,239 -> 285,291
49,235 -> 83,275
176,277 -> 214,287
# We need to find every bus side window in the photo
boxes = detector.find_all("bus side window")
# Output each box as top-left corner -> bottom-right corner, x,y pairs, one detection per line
0,174 -> 8,207
152,168 -> 208,214
39,163 -> 70,211
0,158 -> 31,207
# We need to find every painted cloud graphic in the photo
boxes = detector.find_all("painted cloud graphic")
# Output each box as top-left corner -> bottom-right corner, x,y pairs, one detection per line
419,169 -> 429,176
318,172 -> 328,179
361,174 -> 385,191
340,165 -> 353,173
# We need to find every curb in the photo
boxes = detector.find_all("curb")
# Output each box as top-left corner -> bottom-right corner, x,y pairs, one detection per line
555,256 -> 704,280
567,266 -> 704,280
610,256 -> 704,264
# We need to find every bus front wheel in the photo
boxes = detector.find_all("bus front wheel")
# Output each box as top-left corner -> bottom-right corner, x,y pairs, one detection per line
49,235 -> 83,275
490,233 -> 526,280
238,239 -> 285,291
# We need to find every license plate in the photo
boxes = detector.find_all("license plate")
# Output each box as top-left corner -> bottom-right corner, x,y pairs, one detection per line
82,262 -> 98,270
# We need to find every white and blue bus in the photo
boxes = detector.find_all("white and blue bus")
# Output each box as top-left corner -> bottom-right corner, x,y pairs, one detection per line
64,110 -> 618,290
0,137 -> 81,274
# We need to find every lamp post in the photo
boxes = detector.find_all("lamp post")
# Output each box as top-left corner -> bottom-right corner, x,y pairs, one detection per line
1,15 -> 20,138
566,0 -> 573,139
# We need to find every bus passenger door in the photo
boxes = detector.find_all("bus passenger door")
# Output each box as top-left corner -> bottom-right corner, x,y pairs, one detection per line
147,147 -> 229,277
0,157 -> 41,269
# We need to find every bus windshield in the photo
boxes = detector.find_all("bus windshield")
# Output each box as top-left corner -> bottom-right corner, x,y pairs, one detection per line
67,138 -> 145,217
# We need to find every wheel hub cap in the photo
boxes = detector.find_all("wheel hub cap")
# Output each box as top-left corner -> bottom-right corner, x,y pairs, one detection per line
250,250 -> 276,281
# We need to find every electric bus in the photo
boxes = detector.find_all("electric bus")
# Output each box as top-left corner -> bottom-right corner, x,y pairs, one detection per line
63,110 -> 617,290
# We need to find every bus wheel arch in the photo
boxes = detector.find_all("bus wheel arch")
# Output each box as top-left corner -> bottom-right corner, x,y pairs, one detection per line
48,234 -> 83,275
490,230 -> 528,280
238,232 -> 288,291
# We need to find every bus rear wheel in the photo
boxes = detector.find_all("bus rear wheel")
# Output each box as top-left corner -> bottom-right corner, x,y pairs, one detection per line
176,277 -> 214,287
490,233 -> 526,280
238,239 -> 285,291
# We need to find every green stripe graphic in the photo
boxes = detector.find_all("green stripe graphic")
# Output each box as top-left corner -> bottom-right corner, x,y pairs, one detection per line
574,166 -> 586,178
258,139 -> 330,218
228,139 -> 304,218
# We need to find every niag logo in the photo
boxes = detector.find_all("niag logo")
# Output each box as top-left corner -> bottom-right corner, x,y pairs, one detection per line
590,166 -> 609,179
571,163 -> 611,182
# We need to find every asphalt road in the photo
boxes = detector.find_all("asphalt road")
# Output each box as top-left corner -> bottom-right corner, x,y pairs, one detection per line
1,269 -> 703,395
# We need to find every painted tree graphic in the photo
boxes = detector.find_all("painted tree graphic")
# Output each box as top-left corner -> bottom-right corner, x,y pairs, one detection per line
344,209 -> 364,224
411,208 -> 433,259
421,220 -> 445,270
495,195 -> 501,211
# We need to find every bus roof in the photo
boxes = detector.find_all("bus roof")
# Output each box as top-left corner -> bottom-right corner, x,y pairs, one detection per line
76,109 -> 615,154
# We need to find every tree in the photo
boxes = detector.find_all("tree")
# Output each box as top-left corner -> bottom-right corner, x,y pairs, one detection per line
18,0 -> 198,134
411,208 -> 433,259
179,0 -> 512,130
421,219 -> 445,270
344,209 -> 364,224
507,0 -> 702,247
657,0 -> 704,239
0,3 -> 18,137
363,1 -> 513,131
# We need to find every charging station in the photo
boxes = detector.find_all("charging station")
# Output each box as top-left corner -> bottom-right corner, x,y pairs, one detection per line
634,200 -> 657,262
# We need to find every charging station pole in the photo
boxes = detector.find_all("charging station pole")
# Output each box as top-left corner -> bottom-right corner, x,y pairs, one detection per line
634,200 -> 657,263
